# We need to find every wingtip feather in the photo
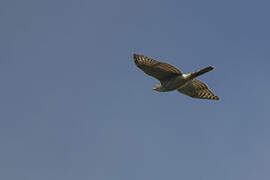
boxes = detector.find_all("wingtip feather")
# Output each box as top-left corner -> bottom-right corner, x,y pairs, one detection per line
213,96 -> 220,100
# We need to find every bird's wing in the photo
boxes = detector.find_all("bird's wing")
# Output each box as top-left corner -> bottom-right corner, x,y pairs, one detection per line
178,79 -> 219,100
133,54 -> 182,82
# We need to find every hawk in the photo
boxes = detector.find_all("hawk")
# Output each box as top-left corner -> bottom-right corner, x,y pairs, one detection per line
133,54 -> 219,100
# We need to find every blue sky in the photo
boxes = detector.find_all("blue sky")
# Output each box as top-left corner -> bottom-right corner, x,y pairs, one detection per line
1,0 -> 270,179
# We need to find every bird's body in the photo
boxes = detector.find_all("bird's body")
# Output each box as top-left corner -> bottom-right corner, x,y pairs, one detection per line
153,75 -> 187,92
133,54 -> 219,100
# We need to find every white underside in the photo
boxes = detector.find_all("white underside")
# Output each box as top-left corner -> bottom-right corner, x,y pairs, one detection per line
156,74 -> 191,92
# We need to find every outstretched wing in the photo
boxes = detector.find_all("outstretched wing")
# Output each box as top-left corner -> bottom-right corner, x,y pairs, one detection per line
133,54 -> 182,82
178,79 -> 219,100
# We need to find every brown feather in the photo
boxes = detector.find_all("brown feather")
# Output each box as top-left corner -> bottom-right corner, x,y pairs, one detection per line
133,54 -> 182,82
178,79 -> 219,100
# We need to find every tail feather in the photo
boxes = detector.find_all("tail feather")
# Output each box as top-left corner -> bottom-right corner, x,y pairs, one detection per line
187,66 -> 214,80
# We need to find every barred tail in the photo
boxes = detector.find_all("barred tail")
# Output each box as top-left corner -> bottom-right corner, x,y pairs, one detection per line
187,66 -> 215,80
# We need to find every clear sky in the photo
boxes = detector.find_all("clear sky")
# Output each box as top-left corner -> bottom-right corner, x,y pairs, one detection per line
1,0 -> 270,179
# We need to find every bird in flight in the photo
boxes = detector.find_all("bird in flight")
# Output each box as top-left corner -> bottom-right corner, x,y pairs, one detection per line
133,54 -> 219,100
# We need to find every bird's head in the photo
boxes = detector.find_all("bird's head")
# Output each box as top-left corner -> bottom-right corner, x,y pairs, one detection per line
152,84 -> 162,91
